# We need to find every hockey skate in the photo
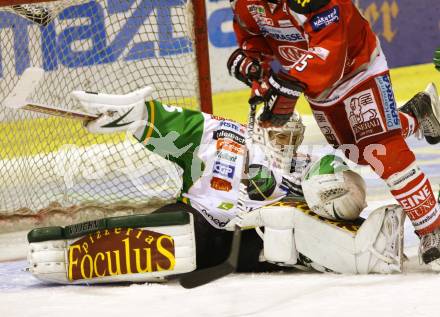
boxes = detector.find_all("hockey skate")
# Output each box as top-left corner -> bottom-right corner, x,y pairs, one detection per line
419,227 -> 440,268
369,205 -> 406,273
400,83 -> 440,144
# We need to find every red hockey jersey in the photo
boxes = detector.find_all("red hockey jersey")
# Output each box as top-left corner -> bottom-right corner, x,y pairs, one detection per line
232,0 -> 379,99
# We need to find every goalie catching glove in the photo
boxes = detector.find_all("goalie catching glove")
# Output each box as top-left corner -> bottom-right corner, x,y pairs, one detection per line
254,72 -> 304,127
301,155 -> 367,221
71,86 -> 153,134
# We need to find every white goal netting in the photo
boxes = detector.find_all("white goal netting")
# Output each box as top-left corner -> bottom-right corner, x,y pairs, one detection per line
0,0 -> 203,233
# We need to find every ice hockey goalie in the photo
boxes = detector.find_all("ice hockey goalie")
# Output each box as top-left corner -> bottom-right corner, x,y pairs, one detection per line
27,87 -> 405,285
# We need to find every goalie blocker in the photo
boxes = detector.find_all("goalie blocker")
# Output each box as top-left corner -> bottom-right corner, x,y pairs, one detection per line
28,201 -> 405,284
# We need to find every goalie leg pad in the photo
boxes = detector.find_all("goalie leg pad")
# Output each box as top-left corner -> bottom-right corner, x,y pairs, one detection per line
28,211 -> 196,284
292,204 -> 404,274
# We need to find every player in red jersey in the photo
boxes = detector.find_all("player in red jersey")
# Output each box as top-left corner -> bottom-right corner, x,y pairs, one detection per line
228,0 -> 440,267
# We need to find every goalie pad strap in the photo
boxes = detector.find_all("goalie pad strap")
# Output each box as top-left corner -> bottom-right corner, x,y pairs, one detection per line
28,211 -> 190,242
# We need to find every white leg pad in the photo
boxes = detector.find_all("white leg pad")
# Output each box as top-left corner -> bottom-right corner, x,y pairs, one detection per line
292,204 -> 404,274
28,215 -> 197,284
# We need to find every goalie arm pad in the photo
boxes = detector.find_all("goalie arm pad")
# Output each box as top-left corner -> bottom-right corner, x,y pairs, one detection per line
28,211 -> 196,284
302,155 -> 367,220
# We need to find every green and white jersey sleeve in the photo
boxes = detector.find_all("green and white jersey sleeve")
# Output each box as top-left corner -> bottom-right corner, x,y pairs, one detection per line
132,100 -> 205,194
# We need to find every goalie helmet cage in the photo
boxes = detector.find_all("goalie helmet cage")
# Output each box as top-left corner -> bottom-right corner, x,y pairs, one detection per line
0,0 -> 212,235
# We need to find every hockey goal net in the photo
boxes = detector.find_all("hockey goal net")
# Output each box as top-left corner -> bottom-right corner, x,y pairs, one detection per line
0,0 -> 212,255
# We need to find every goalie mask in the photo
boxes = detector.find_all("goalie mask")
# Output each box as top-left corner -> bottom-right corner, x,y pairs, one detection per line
254,109 -> 305,173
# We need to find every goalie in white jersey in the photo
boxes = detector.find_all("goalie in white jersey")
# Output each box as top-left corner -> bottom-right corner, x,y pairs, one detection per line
27,87 -> 406,285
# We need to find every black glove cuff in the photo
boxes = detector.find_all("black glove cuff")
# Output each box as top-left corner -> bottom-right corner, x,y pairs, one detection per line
268,73 -> 304,99
258,107 -> 292,127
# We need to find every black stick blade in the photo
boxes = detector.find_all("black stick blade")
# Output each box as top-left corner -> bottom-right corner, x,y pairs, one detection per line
179,226 -> 242,289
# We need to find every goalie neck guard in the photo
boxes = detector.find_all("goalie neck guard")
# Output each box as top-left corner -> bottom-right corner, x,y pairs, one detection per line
253,109 -> 305,173
287,0 -> 331,14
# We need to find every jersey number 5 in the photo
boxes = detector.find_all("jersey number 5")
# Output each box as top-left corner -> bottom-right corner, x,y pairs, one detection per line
294,54 -> 314,72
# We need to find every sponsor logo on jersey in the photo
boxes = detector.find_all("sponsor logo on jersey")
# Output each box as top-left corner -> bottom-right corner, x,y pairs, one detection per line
201,208 -> 227,227
219,120 -> 246,133
396,179 -> 438,231
260,26 -> 305,42
216,150 -> 238,163
247,4 -> 266,16
219,120 -> 241,132
210,177 -> 233,192
344,89 -> 386,142
278,45 -> 308,63
389,166 -> 420,187
312,110 -> 341,145
211,114 -> 226,121
217,202 -> 234,210
216,139 -> 245,155
309,46 -> 330,60
213,161 -> 235,179
310,6 -> 340,32
68,228 -> 175,281
375,75 -> 401,130
278,19 -> 293,27
260,17 -> 274,26
248,4 -> 273,26
213,129 -> 245,145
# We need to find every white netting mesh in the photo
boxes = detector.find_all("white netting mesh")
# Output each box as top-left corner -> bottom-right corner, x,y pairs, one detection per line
0,0 -> 200,232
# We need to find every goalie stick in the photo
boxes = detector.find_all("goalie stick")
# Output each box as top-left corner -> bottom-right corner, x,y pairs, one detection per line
179,100 -> 258,289
3,67 -> 98,121
179,224 -> 242,288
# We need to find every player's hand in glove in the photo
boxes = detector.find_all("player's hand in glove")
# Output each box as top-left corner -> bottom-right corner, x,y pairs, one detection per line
71,86 -> 153,134
434,47 -> 440,72
227,48 -> 263,86
253,72 -> 304,128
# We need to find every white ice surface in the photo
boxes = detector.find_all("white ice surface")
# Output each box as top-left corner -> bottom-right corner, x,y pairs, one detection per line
1,248 -> 440,317
1,117 -> 440,316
